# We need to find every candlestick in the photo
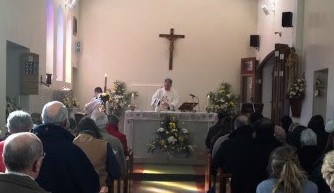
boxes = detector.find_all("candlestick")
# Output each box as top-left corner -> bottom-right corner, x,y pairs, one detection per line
104,73 -> 107,92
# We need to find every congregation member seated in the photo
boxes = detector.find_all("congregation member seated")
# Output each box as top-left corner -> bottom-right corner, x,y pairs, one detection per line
321,150 -> 334,192
249,111 -> 263,127
0,132 -> 48,193
91,111 -> 126,176
211,115 -> 253,193
74,117 -> 121,191
31,112 -> 42,128
0,110 -> 34,173
210,115 -> 233,157
286,125 -> 306,149
289,122 -> 301,133
106,115 -> 129,155
246,117 -> 282,192
205,111 -> 227,149
32,101 -> 100,193
274,125 -> 287,144
308,115 -> 328,154
310,120 -> 334,193
257,145 -> 317,193
281,115 -> 292,135
298,128 -> 320,176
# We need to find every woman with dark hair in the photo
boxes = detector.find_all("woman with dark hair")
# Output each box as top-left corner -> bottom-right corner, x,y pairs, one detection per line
210,115 -> 233,156
308,115 -> 328,153
256,145 -> 317,193
286,125 -> 306,149
73,117 -> 121,191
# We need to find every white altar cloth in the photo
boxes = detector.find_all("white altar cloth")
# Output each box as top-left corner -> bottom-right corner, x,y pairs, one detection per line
124,110 -> 217,164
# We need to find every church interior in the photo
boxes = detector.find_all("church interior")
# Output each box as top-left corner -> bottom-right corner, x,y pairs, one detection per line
1,0 -> 334,192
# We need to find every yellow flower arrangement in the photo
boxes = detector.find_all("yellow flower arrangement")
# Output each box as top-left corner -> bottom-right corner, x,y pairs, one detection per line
148,114 -> 194,156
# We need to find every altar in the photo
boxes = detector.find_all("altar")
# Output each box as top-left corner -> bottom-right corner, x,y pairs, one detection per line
124,111 -> 217,165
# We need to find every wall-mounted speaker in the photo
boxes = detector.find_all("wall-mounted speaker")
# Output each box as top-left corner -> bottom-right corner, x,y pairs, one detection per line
250,35 -> 259,48
282,12 -> 293,27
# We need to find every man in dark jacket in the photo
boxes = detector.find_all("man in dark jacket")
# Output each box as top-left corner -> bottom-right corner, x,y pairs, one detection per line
211,115 -> 254,193
33,101 -> 100,193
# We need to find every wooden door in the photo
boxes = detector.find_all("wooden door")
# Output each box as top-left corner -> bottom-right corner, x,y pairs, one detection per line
271,44 -> 290,125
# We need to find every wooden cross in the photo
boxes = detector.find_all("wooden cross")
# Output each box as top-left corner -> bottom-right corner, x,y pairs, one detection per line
159,28 -> 185,70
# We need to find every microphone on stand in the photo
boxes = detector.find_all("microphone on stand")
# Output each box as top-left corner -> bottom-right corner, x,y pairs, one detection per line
190,93 -> 196,98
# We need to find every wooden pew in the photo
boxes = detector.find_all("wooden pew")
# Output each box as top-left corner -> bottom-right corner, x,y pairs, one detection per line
216,168 -> 232,193
206,149 -> 232,193
108,149 -> 133,193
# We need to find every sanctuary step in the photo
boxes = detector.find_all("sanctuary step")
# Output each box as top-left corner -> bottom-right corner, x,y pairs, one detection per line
131,163 -> 206,193
134,155 -> 206,165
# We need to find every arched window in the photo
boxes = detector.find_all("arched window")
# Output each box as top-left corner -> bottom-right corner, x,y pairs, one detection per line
56,6 -> 64,81
46,0 -> 54,74
65,15 -> 72,83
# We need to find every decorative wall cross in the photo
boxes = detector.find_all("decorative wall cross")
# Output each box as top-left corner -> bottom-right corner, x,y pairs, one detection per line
159,28 -> 185,70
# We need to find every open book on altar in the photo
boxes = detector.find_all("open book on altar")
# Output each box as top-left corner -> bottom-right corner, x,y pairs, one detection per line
178,102 -> 198,112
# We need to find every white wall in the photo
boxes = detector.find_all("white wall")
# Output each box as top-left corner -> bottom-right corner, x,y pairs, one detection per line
256,0 -> 301,119
0,0 -> 79,135
301,0 -> 334,124
0,0 -> 47,131
256,0 -> 297,62
75,0 -> 258,112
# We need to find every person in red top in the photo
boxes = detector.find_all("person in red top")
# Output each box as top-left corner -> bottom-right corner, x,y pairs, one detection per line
106,116 -> 129,155
0,110 -> 34,172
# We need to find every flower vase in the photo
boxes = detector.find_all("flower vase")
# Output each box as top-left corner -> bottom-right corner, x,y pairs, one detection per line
289,98 -> 302,117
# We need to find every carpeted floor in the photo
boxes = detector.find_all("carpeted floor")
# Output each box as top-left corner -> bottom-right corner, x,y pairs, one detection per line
131,164 -> 206,193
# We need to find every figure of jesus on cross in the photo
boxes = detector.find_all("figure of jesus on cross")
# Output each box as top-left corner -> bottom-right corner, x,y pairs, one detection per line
159,28 -> 185,70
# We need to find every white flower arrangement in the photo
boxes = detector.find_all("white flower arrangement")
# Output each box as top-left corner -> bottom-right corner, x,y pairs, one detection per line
288,78 -> 305,99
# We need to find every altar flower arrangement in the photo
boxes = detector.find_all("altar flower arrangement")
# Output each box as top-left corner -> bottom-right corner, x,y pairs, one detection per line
207,82 -> 238,115
148,114 -> 194,156
287,78 -> 305,99
103,80 -> 138,116
62,96 -> 80,108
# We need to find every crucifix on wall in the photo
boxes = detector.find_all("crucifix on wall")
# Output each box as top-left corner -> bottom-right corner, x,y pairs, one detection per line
159,28 -> 185,70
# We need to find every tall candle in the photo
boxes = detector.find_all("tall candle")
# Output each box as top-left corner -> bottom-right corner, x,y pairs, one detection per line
131,93 -> 135,104
104,73 -> 107,92
207,95 -> 210,106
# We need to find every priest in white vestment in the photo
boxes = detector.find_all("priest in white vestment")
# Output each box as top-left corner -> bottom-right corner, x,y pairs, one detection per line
151,78 -> 179,111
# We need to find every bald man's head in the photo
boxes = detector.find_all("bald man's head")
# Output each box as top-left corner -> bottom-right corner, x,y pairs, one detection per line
234,115 -> 249,130
41,101 -> 68,124
3,132 -> 43,173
